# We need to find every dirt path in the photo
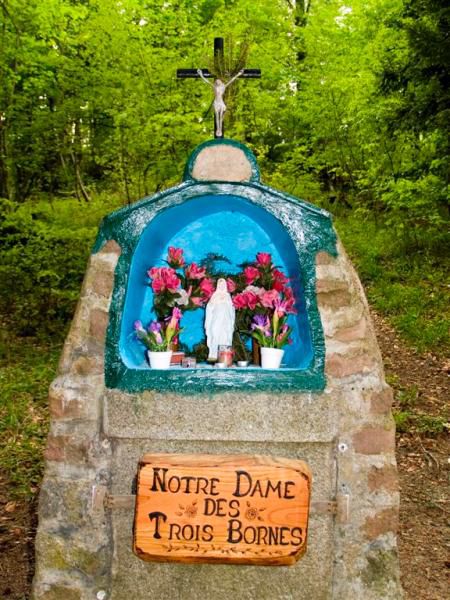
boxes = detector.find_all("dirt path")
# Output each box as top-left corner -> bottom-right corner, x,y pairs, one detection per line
372,311 -> 449,600
0,472 -> 36,597
0,313 -> 449,599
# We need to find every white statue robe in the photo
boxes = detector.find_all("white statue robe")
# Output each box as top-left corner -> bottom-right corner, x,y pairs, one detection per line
205,281 -> 235,360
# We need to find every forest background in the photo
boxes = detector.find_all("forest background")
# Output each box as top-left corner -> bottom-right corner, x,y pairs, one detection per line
0,0 -> 449,594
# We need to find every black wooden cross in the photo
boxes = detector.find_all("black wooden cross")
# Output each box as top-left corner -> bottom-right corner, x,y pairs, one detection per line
177,37 -> 261,138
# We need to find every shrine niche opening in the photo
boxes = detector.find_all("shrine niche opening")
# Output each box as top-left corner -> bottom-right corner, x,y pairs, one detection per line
119,194 -> 314,370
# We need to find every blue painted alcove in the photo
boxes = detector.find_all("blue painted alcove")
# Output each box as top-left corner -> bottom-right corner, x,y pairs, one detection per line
98,138 -> 337,393
120,194 -> 313,370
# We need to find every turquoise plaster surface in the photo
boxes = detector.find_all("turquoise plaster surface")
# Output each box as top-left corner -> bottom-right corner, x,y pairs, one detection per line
95,140 -> 337,393
121,195 -> 312,370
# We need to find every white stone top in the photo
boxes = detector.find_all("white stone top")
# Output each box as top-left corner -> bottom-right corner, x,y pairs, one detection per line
191,144 -> 253,182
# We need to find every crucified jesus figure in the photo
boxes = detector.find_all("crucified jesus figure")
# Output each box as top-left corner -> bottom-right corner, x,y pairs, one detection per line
197,69 -> 244,137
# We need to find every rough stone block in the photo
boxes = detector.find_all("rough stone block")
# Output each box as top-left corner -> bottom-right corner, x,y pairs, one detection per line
48,376 -> 102,421
363,507 -> 399,541
44,434 -> 89,465
99,239 -> 121,256
317,289 -> 353,309
35,532 -> 101,574
89,308 -> 109,342
91,269 -> 116,299
360,545 -> 402,599
368,464 -> 399,492
319,303 -> 365,338
369,387 -> 394,414
315,251 -> 337,265
71,354 -> 104,376
334,318 -> 367,342
352,425 -> 395,455
39,475 -> 102,521
49,386 -> 84,420
326,352 -> 378,378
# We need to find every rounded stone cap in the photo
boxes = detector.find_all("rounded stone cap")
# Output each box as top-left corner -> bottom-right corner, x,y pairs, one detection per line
184,139 -> 260,183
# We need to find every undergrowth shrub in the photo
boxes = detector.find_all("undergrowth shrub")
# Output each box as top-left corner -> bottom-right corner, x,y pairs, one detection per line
0,194 -> 121,338
335,210 -> 450,354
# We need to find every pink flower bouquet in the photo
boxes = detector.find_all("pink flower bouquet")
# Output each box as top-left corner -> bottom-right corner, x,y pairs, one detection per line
147,247 -> 215,319
231,253 -> 296,349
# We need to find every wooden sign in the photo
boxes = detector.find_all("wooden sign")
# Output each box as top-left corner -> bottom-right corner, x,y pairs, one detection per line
133,453 -> 311,566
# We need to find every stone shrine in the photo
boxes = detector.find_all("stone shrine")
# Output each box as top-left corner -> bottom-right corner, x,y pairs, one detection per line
32,139 -> 402,599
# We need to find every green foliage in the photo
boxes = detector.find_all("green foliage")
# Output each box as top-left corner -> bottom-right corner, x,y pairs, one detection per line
0,194 -> 121,337
0,0 -> 448,354
397,385 -> 419,408
0,335 -> 58,498
393,383 -> 449,434
335,211 -> 450,353
394,410 -> 449,435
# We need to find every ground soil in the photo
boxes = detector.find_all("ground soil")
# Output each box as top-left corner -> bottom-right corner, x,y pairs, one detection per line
372,311 -> 449,600
0,311 -> 448,599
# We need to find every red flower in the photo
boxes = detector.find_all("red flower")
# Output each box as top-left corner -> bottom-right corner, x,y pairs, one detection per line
245,291 -> 259,310
151,278 -> 165,294
185,263 -> 207,280
272,268 -> 288,291
273,269 -> 288,284
260,288 -> 280,308
167,246 -> 185,268
226,278 -> 236,293
199,277 -> 215,299
148,267 -> 181,293
256,252 -> 272,267
233,293 -> 247,309
284,286 -> 297,314
273,279 -> 286,292
233,291 -> 259,310
244,266 -> 260,285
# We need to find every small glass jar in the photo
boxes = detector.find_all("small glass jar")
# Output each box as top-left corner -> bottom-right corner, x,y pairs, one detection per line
181,357 -> 197,368
218,345 -> 234,367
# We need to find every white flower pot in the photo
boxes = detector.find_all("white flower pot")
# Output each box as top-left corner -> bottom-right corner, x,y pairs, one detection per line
147,350 -> 173,370
260,347 -> 284,369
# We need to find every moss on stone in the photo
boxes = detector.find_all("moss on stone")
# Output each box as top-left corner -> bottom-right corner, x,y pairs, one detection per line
37,586 -> 82,600
361,547 -> 400,594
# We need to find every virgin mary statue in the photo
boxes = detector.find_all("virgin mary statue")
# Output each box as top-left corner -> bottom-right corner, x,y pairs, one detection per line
205,278 -> 235,361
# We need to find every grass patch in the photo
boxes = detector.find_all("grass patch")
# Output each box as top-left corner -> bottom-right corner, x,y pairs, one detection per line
335,212 -> 450,355
392,383 -> 449,435
0,333 -> 60,499
393,411 -> 449,435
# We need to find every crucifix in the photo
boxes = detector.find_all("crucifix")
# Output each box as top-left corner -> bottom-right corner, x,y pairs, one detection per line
177,37 -> 261,138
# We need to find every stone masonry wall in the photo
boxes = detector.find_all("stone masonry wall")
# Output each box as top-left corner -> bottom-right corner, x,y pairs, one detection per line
31,236 -> 402,600
317,243 -> 402,598
32,240 -> 121,600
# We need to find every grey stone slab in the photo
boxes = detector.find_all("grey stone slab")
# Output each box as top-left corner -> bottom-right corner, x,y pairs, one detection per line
110,507 -> 333,600
108,440 -> 335,598
104,390 -> 338,443
109,440 -> 336,503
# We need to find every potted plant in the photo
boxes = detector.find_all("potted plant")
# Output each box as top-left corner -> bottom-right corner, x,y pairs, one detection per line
147,246 -> 215,320
250,301 -> 292,369
134,308 -> 182,369
231,253 -> 296,366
